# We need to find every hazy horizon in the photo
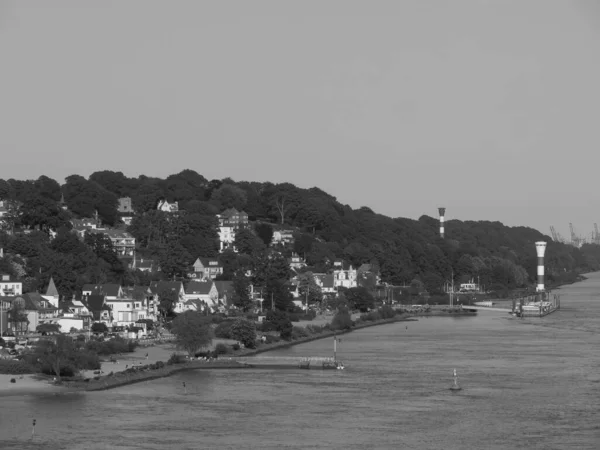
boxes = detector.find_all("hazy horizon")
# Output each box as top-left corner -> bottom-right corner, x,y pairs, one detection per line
1,1 -> 599,240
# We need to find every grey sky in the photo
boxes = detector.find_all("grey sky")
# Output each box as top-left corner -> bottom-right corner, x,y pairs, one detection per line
1,1 -> 599,240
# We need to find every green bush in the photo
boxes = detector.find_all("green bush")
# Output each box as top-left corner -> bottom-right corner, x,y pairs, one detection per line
231,343 -> 241,351
167,353 -> 186,365
214,343 -> 229,355
378,305 -> 396,319
360,311 -> 381,322
305,324 -> 326,334
214,320 -> 235,339
331,307 -> 353,331
262,335 -> 280,344
0,359 -> 37,375
265,310 -> 293,341
291,326 -> 309,340
229,318 -> 257,349
85,337 -> 138,355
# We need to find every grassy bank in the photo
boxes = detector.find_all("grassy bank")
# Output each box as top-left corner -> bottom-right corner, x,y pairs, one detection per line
67,313 -> 417,392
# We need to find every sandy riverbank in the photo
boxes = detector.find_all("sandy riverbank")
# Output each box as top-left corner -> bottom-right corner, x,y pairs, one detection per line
0,374 -> 66,397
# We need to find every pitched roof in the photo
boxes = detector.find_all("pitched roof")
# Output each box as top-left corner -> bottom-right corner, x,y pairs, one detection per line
213,281 -> 234,297
186,281 -> 214,295
83,294 -> 111,320
16,293 -> 58,311
81,284 -> 122,297
149,281 -> 183,295
194,257 -> 222,268
45,276 -> 59,297
122,285 -> 151,300
315,274 -> 335,289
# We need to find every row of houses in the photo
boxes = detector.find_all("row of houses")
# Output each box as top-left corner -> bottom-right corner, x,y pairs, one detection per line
0,276 -> 234,335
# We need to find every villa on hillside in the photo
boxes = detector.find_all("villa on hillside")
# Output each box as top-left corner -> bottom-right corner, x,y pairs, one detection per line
190,257 -> 223,280
332,260 -> 357,289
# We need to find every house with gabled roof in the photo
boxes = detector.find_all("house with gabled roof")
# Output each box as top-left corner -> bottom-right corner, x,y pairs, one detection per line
332,260 -> 357,289
8,293 -> 59,333
81,284 -> 124,300
217,208 -> 248,229
190,257 -> 223,280
314,273 -> 336,294
182,281 -> 218,310
82,294 -> 112,323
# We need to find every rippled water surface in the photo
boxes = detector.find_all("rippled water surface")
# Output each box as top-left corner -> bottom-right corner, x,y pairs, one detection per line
2,274 -> 600,449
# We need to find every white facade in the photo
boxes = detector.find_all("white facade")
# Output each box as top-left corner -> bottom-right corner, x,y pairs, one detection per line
0,274 -> 22,296
332,262 -> 357,289
218,227 -> 236,252
105,299 -> 149,327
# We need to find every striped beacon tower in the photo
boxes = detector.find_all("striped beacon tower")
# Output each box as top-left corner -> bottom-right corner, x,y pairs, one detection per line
535,241 -> 547,292
438,207 -> 446,239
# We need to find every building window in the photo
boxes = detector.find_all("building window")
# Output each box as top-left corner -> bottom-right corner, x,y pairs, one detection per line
135,303 -> 140,308
127,304 -> 130,308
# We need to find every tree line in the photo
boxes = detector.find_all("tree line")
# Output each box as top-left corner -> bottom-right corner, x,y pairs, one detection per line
1,171 -> 598,302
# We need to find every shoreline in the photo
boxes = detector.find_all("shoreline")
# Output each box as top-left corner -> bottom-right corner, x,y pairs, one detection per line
70,314 -> 419,392
0,309 -> 474,395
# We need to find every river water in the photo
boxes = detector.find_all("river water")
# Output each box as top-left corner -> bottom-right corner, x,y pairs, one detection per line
2,274 -> 600,450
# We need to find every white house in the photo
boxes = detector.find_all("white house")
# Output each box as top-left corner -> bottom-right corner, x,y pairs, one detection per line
182,281 -> 219,310
332,260 -> 357,289
105,298 -> 150,327
0,274 -> 22,296
190,258 -> 223,280
218,227 -> 236,252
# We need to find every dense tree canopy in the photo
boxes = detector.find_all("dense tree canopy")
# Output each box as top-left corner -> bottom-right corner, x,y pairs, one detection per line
1,169 -> 597,301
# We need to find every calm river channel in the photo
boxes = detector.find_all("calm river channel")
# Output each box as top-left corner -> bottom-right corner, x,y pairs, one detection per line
2,273 -> 600,450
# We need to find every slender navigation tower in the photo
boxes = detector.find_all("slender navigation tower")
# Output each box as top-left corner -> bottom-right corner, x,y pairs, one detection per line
438,207 -> 446,239
535,241 -> 547,292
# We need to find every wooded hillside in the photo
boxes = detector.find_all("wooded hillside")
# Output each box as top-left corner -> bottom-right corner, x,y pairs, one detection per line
0,171 -> 596,298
